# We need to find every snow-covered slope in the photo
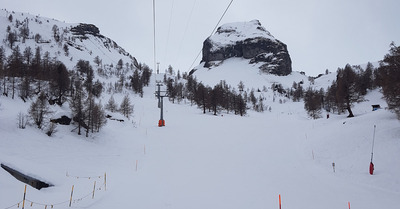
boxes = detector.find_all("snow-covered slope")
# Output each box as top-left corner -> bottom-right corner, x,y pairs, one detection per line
0,9 -> 137,69
192,57 -> 307,90
1,78 -> 400,209
1,9 -> 400,209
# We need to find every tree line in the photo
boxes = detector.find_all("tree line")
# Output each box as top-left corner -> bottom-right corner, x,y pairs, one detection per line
303,43 -> 400,119
0,45 -> 147,137
161,67 -> 248,116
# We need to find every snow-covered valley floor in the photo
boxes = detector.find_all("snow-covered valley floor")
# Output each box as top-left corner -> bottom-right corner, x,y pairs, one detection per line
1,85 -> 400,209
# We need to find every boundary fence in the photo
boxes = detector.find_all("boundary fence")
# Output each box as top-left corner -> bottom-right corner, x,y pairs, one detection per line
3,172 -> 106,209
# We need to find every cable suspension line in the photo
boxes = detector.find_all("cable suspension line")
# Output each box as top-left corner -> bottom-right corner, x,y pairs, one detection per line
174,0 -> 197,67
164,0 -> 175,64
187,0 -> 234,71
153,0 -> 157,74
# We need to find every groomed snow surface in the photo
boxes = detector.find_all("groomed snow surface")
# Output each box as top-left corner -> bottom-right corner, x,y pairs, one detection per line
1,74 -> 400,209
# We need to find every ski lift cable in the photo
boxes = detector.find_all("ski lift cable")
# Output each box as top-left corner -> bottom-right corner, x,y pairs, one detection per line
87,36 -> 117,65
153,0 -> 157,73
187,0 -> 234,71
210,0 -> 234,37
173,0 -> 197,67
163,0 -> 175,64
153,0 -> 161,88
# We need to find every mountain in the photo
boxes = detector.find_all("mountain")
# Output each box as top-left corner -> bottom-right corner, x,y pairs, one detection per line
0,9 -> 138,70
198,20 -> 292,76
1,10 -> 400,209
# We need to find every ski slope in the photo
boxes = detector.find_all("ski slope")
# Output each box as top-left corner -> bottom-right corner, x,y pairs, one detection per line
1,77 -> 400,209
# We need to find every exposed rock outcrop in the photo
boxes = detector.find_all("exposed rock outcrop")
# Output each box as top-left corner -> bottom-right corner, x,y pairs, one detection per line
201,20 -> 292,76
71,23 -> 101,37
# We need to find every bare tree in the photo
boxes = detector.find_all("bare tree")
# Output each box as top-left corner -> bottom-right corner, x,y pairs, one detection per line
70,77 -> 86,135
17,111 -> 27,129
119,95 -> 134,119
304,87 -> 323,119
92,103 -> 107,132
336,64 -> 358,117
379,42 -> 400,118
105,95 -> 118,112
50,62 -> 70,105
28,92 -> 52,129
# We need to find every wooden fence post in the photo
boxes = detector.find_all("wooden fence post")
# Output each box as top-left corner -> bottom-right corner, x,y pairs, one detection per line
104,173 -> 107,191
22,185 -> 27,209
92,181 -> 96,199
69,185 -> 74,207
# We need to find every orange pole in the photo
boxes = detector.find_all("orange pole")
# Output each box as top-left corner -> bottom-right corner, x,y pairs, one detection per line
348,201 -> 351,209
279,194 -> 281,209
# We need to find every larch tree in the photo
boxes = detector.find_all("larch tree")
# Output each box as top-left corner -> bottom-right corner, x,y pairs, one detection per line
119,95 -> 134,119
304,87 -> 323,119
70,77 -> 86,135
106,95 -> 118,112
50,62 -> 70,105
379,42 -> 400,118
28,92 -> 52,129
7,46 -> 24,99
336,64 -> 358,117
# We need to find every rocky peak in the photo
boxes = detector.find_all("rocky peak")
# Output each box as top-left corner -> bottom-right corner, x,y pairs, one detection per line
71,23 -> 101,37
201,20 -> 292,76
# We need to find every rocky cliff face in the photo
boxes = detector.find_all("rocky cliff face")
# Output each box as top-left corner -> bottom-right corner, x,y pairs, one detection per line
201,20 -> 292,76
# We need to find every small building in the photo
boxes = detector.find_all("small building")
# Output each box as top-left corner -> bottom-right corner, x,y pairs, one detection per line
372,105 -> 381,111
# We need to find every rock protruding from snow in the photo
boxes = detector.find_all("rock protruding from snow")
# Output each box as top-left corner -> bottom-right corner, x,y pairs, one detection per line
71,23 -> 101,37
201,20 -> 292,76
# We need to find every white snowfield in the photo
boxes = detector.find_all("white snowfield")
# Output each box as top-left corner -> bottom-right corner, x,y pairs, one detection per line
0,9 -> 399,209
1,73 -> 400,209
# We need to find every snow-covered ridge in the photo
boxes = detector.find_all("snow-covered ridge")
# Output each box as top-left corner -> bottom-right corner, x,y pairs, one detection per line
0,9 -> 137,70
209,20 -> 277,51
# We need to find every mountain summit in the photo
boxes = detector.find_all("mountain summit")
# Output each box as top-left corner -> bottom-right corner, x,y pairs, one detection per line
201,20 -> 292,76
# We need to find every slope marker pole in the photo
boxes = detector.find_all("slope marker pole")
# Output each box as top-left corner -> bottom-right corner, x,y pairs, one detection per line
69,185 -> 74,207
104,173 -> 107,191
92,181 -> 96,199
279,194 -> 281,209
370,125 -> 376,175
22,185 -> 27,209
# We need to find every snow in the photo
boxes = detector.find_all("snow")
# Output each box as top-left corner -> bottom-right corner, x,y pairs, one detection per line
208,20 -> 277,52
193,57 -> 309,90
2,76 -> 400,209
0,9 -> 134,70
1,9 -> 400,209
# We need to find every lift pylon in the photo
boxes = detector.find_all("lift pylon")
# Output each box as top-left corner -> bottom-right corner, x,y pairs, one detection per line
155,82 -> 168,127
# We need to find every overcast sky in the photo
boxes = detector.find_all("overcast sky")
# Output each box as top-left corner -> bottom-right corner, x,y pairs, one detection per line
2,0 -> 400,76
